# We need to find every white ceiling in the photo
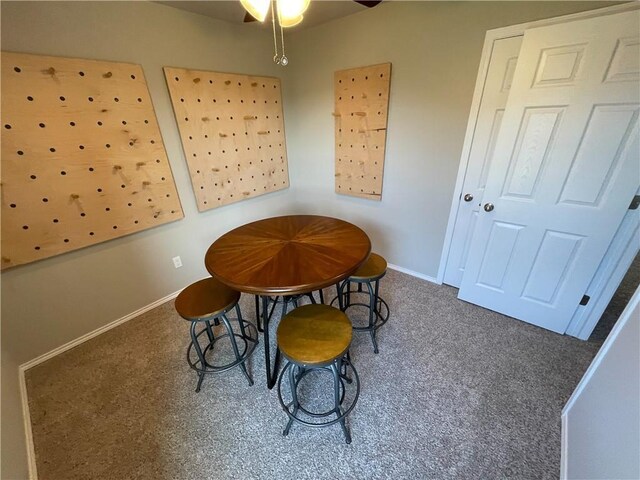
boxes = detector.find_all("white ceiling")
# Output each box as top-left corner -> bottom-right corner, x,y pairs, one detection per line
157,0 -> 370,30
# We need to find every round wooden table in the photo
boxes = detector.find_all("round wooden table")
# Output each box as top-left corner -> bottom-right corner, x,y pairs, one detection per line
205,215 -> 371,388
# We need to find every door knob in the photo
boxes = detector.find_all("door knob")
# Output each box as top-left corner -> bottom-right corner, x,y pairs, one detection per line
483,203 -> 494,212
463,193 -> 474,202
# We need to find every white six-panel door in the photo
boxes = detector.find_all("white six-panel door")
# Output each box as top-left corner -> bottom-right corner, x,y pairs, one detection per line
444,36 -> 522,287
458,10 -> 640,333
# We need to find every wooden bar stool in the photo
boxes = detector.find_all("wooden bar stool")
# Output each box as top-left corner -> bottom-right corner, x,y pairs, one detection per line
334,253 -> 390,353
175,277 -> 258,392
276,304 -> 360,444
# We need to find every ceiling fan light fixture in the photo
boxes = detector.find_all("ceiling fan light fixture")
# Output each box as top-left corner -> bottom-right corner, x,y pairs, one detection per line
240,0 -> 270,22
278,13 -> 304,28
277,0 -> 310,27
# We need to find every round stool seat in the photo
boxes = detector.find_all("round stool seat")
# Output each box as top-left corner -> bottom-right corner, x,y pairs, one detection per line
277,304 -> 352,367
175,277 -> 240,321
350,253 -> 387,281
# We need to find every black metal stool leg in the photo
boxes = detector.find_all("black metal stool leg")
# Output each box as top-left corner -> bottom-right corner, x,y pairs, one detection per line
319,289 -> 325,304
190,321 -> 208,393
340,351 -> 352,384
219,313 -> 253,386
204,320 -> 215,343
283,363 -> 299,436
332,361 -> 351,444
195,373 -> 205,393
365,280 -> 380,354
235,304 -> 248,339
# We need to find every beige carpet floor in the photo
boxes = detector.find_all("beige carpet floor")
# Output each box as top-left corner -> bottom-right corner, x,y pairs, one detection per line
25,269 -> 601,479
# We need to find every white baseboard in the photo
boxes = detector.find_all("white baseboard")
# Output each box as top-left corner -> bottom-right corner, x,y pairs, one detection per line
560,412 -> 569,480
387,263 -> 439,285
18,288 -> 183,480
19,366 -> 38,480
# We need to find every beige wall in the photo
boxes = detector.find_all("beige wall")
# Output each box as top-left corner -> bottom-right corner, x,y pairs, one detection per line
0,1 -> 621,478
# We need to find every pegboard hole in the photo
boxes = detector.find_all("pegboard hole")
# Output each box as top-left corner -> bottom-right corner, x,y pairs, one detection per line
89,167 -> 94,172
79,71 -> 85,76
114,97 -> 119,102
131,74 -> 136,79
39,123 -> 46,128
59,96 -> 66,101
53,218 -> 59,223
27,96 -> 34,101
14,67 -> 22,73
50,147 -> 56,152
79,145 -> 85,150
4,124 -> 12,129
70,122 -> 76,127
64,238 -> 69,243
97,121 -> 103,126
30,174 -> 37,179
22,225 -> 29,230
60,171 -> 66,175
88,97 -> 94,102
34,246 -> 40,250
10,203 -> 17,208
42,198 -> 48,203
89,232 -> 95,236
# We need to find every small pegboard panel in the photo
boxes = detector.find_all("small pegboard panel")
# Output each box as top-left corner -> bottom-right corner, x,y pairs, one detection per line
163,67 -> 289,211
1,52 -> 184,271
334,63 -> 391,200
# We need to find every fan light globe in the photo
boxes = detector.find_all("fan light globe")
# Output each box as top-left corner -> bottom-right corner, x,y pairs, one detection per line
277,0 -> 310,27
240,0 -> 270,22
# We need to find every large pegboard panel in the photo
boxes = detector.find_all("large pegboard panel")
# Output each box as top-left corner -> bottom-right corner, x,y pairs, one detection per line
334,63 -> 391,200
163,67 -> 289,211
1,52 -> 183,271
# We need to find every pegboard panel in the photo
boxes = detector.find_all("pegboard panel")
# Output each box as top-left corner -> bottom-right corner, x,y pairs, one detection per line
1,52 -> 184,271
163,67 -> 289,211
334,63 -> 391,200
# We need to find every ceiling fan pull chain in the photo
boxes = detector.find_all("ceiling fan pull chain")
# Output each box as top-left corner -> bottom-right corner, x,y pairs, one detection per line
271,0 -> 280,64
279,17 -> 288,66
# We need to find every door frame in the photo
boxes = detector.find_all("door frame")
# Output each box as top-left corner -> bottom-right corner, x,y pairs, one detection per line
436,3 -> 639,336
